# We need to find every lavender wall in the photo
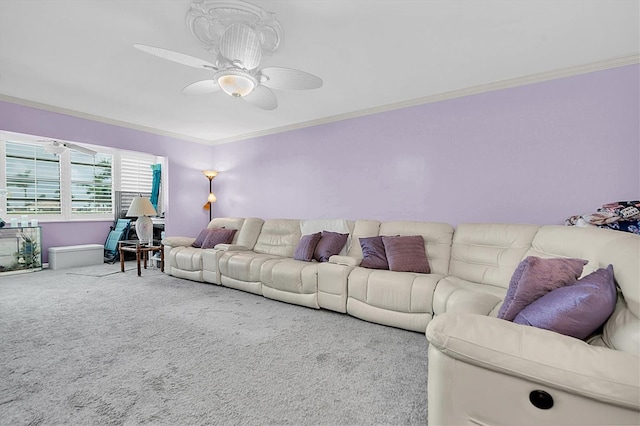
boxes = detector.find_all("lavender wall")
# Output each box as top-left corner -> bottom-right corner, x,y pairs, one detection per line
210,65 -> 639,226
1,65 -> 638,262
0,101 -> 215,261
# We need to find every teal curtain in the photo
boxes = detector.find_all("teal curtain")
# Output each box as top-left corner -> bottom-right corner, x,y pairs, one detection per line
150,164 -> 161,213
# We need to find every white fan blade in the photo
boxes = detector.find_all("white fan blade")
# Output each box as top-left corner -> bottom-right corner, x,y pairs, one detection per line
182,80 -> 221,95
65,143 -> 97,156
218,23 -> 261,70
243,85 -> 277,110
260,67 -> 323,90
134,44 -> 217,70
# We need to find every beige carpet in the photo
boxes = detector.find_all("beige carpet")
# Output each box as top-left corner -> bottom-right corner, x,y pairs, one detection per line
0,262 -> 428,425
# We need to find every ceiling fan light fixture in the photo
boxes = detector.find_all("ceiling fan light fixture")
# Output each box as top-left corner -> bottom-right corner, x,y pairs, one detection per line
215,69 -> 256,97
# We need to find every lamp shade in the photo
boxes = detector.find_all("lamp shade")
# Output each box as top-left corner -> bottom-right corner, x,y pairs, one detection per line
126,197 -> 157,217
202,170 -> 218,180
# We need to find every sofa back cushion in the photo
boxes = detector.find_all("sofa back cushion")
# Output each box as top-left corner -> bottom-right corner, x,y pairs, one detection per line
449,223 -> 540,288
300,219 -> 354,255
378,221 -> 453,275
234,217 -> 264,249
359,236 -> 389,270
206,217 -> 245,244
192,228 -> 213,248
382,235 -> 431,273
294,232 -> 322,261
314,231 -> 349,262
347,220 -> 381,257
201,228 -> 237,249
529,226 -> 640,355
253,219 -> 301,257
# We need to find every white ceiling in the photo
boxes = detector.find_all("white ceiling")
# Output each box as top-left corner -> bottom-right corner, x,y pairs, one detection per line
1,0 -> 638,145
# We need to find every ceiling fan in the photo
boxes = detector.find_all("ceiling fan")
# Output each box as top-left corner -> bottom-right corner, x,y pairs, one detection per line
134,20 -> 323,110
41,140 -> 97,156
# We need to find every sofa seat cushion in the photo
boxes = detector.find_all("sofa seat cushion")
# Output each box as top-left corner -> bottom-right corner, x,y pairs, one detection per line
262,259 -> 319,295
348,267 -> 441,314
261,259 -> 321,309
169,246 -> 204,272
433,275 -> 506,316
347,299 -> 433,333
218,251 -> 284,283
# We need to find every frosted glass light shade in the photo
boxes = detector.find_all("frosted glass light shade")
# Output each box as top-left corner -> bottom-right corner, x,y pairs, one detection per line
216,70 -> 256,97
208,192 -> 217,203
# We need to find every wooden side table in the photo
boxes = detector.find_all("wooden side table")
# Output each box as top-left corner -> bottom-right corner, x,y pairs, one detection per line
119,240 -> 164,276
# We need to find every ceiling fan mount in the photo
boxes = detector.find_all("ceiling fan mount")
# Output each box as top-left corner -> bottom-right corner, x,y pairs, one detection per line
186,0 -> 283,55
134,0 -> 322,110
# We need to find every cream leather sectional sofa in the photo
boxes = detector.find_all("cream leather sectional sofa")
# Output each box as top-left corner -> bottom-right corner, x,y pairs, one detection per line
163,216 -> 639,425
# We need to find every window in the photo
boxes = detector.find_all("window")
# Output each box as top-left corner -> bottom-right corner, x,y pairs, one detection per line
5,142 -> 61,215
70,151 -> 112,214
1,133 -> 163,221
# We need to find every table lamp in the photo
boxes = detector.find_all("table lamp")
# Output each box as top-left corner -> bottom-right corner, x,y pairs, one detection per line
126,196 -> 157,244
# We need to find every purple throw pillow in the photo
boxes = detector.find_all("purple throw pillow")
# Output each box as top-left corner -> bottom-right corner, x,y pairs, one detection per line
359,236 -> 389,270
294,232 -> 322,262
498,256 -> 588,321
314,231 -> 349,262
381,235 -> 430,273
192,228 -> 212,248
201,228 -> 237,249
514,265 -> 617,339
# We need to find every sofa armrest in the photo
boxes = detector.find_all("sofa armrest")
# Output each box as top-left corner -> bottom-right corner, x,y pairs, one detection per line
426,313 -> 640,410
328,255 -> 361,267
214,244 -> 249,251
162,236 -> 196,247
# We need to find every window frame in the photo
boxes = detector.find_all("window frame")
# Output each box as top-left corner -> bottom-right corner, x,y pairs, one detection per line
0,135 -> 164,223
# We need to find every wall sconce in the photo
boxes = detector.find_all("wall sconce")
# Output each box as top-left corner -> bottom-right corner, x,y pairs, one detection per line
202,170 -> 218,222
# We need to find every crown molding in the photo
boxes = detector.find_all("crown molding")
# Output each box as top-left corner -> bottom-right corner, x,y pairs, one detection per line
211,54 -> 640,145
1,54 -> 638,147
0,94 -> 210,145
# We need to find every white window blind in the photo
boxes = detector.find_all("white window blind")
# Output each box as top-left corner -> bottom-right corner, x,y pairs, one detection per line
120,155 -> 155,194
5,142 -> 61,214
70,151 -> 113,214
